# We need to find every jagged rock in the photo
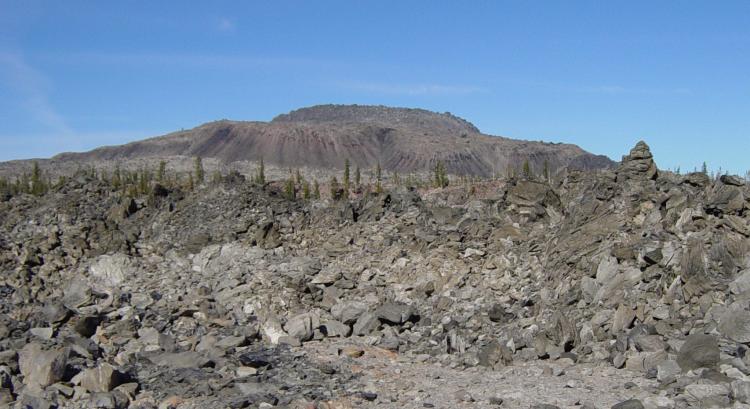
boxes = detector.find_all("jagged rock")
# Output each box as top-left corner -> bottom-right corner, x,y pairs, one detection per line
283,312 -> 319,342
254,221 -> 281,249
18,343 -> 69,389
0,139 -> 747,407
611,399 -> 644,409
79,363 -> 122,393
353,313 -> 380,336
682,172 -> 710,187
331,301 -> 369,325
721,174 -> 745,186
611,304 -> 636,333
146,351 -> 212,369
616,141 -> 658,181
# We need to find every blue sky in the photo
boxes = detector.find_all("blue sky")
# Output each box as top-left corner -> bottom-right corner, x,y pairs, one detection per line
1,1 -> 748,174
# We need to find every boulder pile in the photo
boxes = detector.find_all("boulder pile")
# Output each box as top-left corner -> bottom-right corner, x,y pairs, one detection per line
0,142 -> 749,408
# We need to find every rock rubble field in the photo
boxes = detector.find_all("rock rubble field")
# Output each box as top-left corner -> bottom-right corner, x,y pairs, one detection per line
1,141 -> 749,408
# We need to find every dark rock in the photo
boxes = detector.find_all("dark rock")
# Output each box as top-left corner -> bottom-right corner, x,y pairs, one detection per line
611,399 -> 644,409
720,174 -> 745,186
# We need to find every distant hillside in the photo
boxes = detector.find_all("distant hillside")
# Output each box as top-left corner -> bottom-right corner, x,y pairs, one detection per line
23,105 -> 615,177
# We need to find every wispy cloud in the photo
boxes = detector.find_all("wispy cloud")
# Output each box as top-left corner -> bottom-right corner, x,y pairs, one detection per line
0,129 -> 161,161
523,80 -> 692,96
571,84 -> 692,96
336,80 -> 488,96
0,52 -> 73,136
38,51 -> 335,71
216,17 -> 236,33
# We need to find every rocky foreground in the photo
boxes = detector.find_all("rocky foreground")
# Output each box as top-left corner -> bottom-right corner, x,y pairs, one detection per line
1,142 -> 749,408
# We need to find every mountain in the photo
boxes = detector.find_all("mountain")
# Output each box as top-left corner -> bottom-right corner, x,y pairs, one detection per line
48,104 -> 613,176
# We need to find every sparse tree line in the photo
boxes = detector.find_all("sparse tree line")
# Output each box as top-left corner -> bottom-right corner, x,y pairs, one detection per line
4,157 -> 743,202
0,157 -> 552,202
670,161 -> 749,182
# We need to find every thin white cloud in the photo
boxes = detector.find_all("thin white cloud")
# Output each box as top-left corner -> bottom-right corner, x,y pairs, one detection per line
0,52 -> 73,136
216,17 -> 236,32
523,80 -> 692,96
337,80 -> 488,96
0,129 -> 161,161
37,51 -> 335,71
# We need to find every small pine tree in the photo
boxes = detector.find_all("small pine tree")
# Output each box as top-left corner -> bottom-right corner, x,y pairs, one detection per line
256,157 -> 266,184
506,163 -> 516,179
188,172 -> 195,191
376,162 -> 382,185
355,166 -> 361,187
343,159 -> 351,193
212,170 -> 222,185
157,160 -> 166,181
313,179 -> 320,199
433,161 -> 448,188
295,169 -> 302,185
138,169 -> 150,195
0,176 -> 8,196
330,176 -> 341,201
522,160 -> 532,180
302,180 -> 311,200
701,161 -> 708,175
284,178 -> 296,200
30,161 -> 46,196
194,156 -> 205,184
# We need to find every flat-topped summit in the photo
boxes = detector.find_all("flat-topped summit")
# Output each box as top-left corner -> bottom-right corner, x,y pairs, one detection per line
272,104 -> 480,135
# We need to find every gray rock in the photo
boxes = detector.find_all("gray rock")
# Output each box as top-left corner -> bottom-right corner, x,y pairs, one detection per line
718,304 -> 750,342
283,312 -> 319,342
331,301 -> 368,325
477,340 -> 512,367
353,312 -> 380,336
732,380 -> 750,404
642,396 -> 675,409
375,302 -> 417,325
682,383 -> 731,405
677,334 -> 719,371
730,269 -> 750,294
656,360 -> 680,384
